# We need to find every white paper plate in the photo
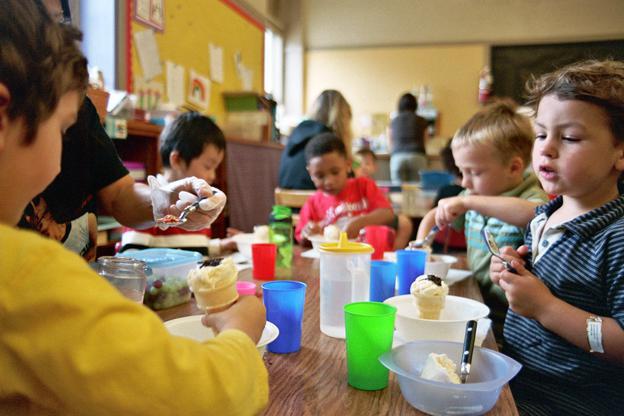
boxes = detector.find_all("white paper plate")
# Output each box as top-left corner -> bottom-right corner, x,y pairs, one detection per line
445,269 -> 472,286
164,315 -> 279,353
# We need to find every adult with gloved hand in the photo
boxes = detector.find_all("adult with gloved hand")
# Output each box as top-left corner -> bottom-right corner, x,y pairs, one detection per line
18,0 -> 226,261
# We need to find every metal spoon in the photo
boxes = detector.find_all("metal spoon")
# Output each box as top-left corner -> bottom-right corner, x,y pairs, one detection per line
481,228 -> 517,273
156,196 -> 208,226
460,320 -> 477,383
408,225 -> 440,249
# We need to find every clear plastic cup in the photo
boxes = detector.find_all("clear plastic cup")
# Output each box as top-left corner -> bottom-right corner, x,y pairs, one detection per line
262,280 -> 307,354
344,302 -> 397,390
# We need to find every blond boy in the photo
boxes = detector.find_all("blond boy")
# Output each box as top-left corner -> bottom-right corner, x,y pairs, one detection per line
417,100 -> 548,335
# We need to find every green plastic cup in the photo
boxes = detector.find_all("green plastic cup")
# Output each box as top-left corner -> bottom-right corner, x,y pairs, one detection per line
344,302 -> 397,390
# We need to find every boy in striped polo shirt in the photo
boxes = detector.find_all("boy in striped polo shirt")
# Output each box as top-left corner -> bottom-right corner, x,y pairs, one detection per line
417,99 -> 548,339
490,60 -> 624,415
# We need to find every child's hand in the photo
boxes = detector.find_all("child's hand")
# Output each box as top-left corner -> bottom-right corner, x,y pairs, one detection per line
344,217 -> 364,239
226,227 -> 242,237
435,196 -> 467,227
497,258 -> 554,320
489,245 -> 528,286
201,296 -> 266,344
302,221 -> 322,238
219,237 -> 237,253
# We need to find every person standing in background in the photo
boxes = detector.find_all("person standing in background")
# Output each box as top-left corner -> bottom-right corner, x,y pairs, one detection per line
388,92 -> 428,183
278,89 -> 353,190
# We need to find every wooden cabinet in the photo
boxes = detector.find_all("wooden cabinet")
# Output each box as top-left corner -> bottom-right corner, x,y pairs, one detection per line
113,120 -> 163,176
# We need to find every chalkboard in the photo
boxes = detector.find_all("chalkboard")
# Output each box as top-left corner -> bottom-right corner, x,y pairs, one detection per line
491,40 -> 624,104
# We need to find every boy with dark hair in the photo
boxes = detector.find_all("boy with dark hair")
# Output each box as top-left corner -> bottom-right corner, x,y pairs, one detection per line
121,112 -> 235,256
0,1 -> 268,414
296,132 -> 395,243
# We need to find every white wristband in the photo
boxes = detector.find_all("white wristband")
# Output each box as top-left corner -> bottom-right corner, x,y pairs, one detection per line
207,238 -> 221,257
587,315 -> 604,353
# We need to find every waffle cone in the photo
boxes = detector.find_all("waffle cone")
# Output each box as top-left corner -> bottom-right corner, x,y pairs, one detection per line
194,282 -> 239,312
413,293 -> 445,320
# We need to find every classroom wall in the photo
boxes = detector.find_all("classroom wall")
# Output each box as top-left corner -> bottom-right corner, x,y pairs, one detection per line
305,44 -> 487,139
129,0 -> 264,123
304,0 -> 624,49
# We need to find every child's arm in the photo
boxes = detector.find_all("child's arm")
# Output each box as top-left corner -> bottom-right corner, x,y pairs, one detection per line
344,208 -> 394,239
493,252 -> 624,364
416,208 -> 437,241
436,195 -> 539,229
294,199 -> 320,244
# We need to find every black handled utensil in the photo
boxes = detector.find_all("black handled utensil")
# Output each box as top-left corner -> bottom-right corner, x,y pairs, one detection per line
460,320 -> 478,384
481,228 -> 517,273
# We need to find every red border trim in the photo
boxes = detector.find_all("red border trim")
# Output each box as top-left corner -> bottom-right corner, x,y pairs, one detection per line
126,0 -> 133,92
220,0 -> 264,31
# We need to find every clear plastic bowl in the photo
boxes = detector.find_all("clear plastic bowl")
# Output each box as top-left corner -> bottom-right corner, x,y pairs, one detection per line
383,295 -> 490,342
379,340 -> 521,415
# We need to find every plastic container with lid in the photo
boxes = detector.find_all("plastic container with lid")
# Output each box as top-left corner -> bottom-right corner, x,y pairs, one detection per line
319,232 -> 374,338
118,248 -> 202,310
269,205 -> 293,278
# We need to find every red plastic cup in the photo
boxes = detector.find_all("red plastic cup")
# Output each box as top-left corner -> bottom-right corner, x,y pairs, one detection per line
364,225 -> 396,260
252,243 -> 277,280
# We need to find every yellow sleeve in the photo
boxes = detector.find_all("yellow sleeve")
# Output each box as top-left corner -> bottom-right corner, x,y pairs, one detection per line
0,228 -> 268,416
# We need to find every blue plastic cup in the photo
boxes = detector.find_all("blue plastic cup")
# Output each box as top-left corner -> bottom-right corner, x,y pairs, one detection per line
396,250 -> 427,295
369,261 -> 397,302
262,280 -> 307,354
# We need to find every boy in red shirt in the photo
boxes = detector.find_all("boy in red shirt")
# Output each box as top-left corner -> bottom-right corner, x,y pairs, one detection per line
296,133 -> 395,243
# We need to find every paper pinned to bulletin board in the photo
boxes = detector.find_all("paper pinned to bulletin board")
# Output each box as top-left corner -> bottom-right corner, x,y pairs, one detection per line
135,0 -> 165,31
133,29 -> 162,80
129,0 -> 264,121
209,43 -> 224,84
188,69 -> 211,111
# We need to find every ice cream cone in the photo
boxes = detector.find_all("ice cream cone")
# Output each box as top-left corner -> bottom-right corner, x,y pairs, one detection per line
194,283 -> 239,312
413,293 -> 445,319
410,274 -> 449,320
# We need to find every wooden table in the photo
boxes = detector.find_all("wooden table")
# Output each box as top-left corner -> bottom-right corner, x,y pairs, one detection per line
157,251 -> 518,415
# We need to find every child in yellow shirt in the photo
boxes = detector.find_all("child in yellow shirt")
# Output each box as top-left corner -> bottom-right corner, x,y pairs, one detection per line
0,2 -> 267,414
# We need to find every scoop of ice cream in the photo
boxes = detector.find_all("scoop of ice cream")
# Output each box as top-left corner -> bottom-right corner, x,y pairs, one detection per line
323,225 -> 341,241
253,225 -> 270,243
410,274 -> 449,297
421,353 -> 461,384
187,257 -> 237,293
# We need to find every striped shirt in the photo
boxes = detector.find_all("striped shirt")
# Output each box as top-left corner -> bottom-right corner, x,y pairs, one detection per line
504,195 -> 624,415
455,173 -> 547,331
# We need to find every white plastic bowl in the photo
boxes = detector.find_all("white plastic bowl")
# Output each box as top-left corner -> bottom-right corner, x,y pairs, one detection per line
232,233 -> 254,260
379,341 -> 521,415
164,315 -> 279,354
384,295 -> 489,343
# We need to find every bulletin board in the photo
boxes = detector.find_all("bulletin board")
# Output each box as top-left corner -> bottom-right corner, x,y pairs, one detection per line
129,0 -> 264,123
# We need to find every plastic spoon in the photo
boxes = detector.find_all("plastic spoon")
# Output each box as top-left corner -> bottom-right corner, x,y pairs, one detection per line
481,228 -> 517,273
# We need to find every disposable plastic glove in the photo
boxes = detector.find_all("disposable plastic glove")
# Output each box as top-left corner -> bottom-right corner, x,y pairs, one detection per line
148,174 -> 227,230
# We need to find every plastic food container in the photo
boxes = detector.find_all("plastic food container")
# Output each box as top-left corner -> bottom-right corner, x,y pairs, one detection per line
118,249 -> 201,310
379,341 -> 521,415
383,295 -> 489,343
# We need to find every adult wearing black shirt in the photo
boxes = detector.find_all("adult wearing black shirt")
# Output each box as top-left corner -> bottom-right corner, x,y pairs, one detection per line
388,92 -> 428,183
